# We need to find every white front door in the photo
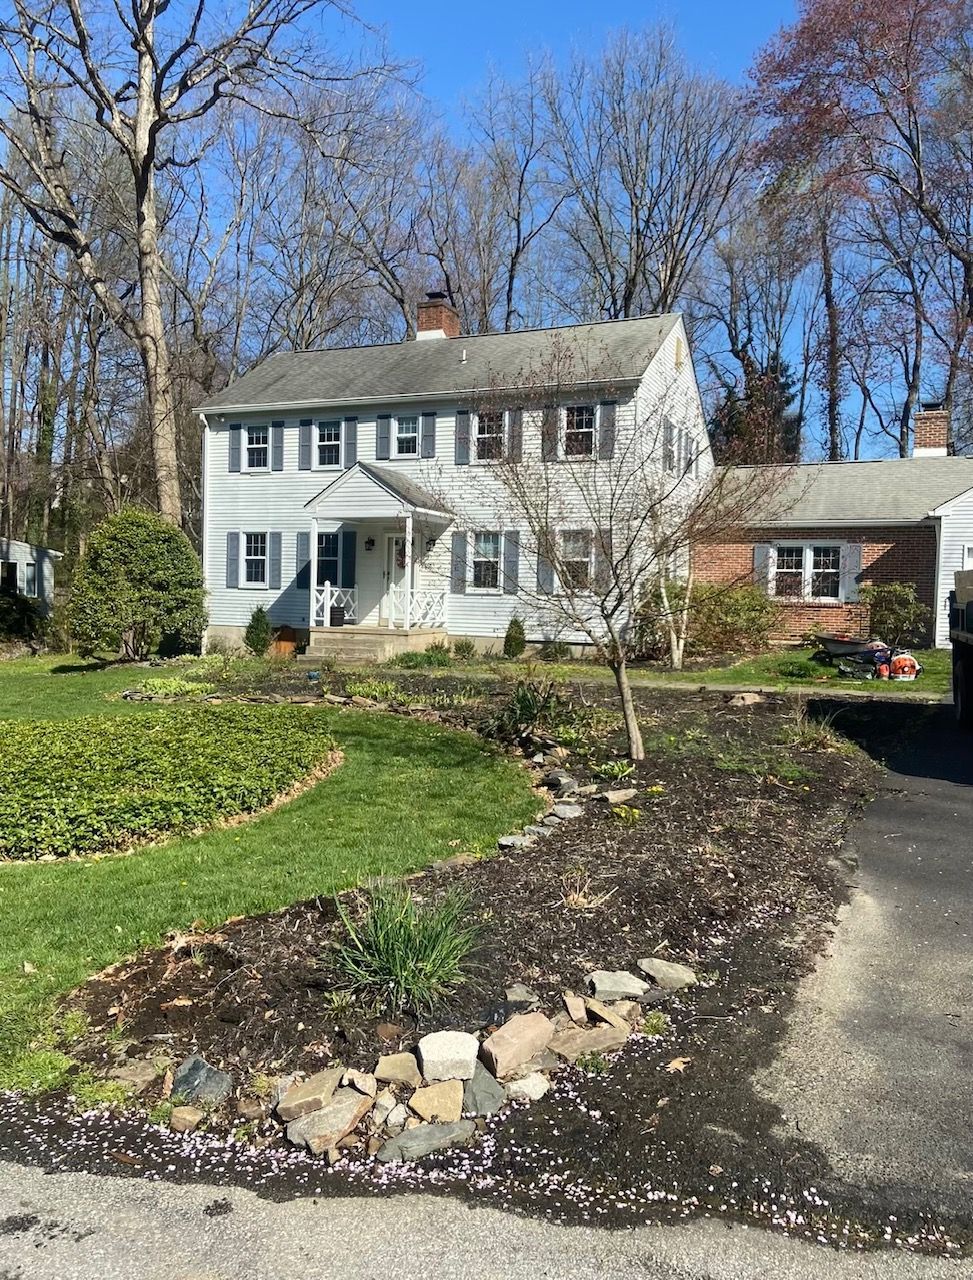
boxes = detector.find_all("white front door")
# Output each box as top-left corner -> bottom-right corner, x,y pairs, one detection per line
383,534 -> 407,625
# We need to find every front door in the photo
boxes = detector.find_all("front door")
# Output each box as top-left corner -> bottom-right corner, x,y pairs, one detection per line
383,535 -> 407,626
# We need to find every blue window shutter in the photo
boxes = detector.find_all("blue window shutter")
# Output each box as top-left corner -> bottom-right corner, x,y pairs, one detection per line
537,529 -> 555,594
451,531 -> 467,593
341,529 -> 357,588
507,408 -> 523,462
598,402 -> 617,460
376,415 -> 391,460
296,531 -> 311,590
421,410 -> 437,458
298,420 -> 312,470
228,425 -> 241,473
226,531 -> 239,588
268,532 -> 282,590
271,420 -> 284,471
753,544 -> 772,592
840,543 -> 862,602
541,406 -> 558,461
503,530 -> 520,594
455,410 -> 470,465
344,417 -> 358,468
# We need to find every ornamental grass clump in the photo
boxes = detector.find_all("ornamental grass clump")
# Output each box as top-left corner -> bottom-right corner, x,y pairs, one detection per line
335,882 -> 478,1013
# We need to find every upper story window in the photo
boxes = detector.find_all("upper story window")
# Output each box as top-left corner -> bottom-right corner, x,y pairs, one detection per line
560,529 -> 593,589
771,544 -> 842,601
318,420 -> 342,468
247,425 -> 269,470
395,414 -> 419,457
471,531 -> 501,590
244,532 -> 268,586
476,411 -> 505,461
564,405 -> 595,457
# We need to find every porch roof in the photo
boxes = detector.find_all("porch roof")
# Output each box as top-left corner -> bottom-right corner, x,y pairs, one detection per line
305,461 -> 453,520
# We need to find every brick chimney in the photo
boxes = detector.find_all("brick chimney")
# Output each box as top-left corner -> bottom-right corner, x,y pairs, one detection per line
913,401 -> 950,456
416,290 -> 461,341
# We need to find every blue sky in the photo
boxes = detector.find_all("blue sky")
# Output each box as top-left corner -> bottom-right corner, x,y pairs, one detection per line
353,0 -> 795,105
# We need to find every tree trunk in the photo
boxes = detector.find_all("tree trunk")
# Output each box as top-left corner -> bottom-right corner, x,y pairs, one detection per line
820,223 -> 842,461
611,657 -> 644,760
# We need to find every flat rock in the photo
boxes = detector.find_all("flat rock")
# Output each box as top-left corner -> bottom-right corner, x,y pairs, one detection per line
169,1105 -> 205,1134
416,1030 -> 479,1082
584,996 -> 630,1031
728,692 -> 765,706
107,1059 -> 158,1096
376,1120 -> 476,1164
481,1011 -> 555,1080
548,1024 -> 628,1064
552,802 -> 583,820
555,776 -> 579,796
374,1052 -> 422,1088
599,788 -> 638,805
563,991 -> 588,1025
504,982 -> 540,1010
586,969 -> 649,1002
506,1072 -> 551,1102
409,1079 -> 464,1123
498,834 -> 533,850
574,784 -> 600,797
286,1088 -> 373,1155
541,815 -> 562,828
277,1067 -> 343,1122
637,957 -> 699,991
171,1055 -> 233,1105
342,1069 -> 377,1098
463,1062 -> 507,1117
523,824 -> 553,838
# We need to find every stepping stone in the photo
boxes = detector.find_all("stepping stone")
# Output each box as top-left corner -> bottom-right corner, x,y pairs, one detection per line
376,1120 -> 476,1164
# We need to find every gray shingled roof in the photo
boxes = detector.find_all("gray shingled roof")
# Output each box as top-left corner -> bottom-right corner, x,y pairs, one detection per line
197,315 -> 680,412
737,456 -> 973,524
306,463 -> 452,515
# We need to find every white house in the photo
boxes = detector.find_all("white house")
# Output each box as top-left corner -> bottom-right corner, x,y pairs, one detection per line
196,294 -> 713,656
0,537 -> 61,614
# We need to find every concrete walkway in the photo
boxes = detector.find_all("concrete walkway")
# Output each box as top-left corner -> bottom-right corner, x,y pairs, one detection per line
763,704 -> 973,1218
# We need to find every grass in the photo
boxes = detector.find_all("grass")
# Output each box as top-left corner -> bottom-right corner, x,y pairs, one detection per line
0,658 -> 538,1089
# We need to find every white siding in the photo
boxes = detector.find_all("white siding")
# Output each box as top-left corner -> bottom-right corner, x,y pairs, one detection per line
202,317 -> 714,641
937,491 -> 973,646
0,538 -> 58,612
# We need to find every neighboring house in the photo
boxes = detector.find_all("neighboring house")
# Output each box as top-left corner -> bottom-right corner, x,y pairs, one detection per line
698,406 -> 973,648
196,294 -> 713,655
0,538 -> 61,614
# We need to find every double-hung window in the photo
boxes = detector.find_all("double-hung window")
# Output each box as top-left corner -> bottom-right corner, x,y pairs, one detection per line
561,529 -> 593,590
244,532 -> 268,586
564,405 -> 595,457
662,419 -> 676,472
316,531 -> 340,586
395,414 -> 419,457
471,531 -> 501,590
24,563 -> 37,597
246,425 -> 269,470
475,410 -> 505,461
317,420 -> 341,468
771,544 -> 842,601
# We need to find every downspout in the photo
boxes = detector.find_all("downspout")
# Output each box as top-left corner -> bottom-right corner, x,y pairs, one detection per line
199,413 -> 209,648
932,514 -> 945,649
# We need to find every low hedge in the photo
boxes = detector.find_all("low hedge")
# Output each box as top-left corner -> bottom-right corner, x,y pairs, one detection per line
0,705 -> 337,860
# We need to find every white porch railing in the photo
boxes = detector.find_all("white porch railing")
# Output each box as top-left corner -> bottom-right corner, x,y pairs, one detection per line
389,585 -> 447,629
313,582 -> 358,627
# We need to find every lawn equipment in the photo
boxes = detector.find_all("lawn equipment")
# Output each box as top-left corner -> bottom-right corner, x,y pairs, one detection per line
812,634 -> 923,681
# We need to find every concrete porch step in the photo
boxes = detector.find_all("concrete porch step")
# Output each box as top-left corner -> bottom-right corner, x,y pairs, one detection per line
304,627 -> 448,665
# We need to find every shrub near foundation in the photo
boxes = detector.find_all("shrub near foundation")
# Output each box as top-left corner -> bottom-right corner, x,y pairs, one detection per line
0,704 -> 337,860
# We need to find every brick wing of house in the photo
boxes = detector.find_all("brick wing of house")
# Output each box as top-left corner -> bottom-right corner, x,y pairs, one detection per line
196,295 -> 713,657
699,406 -> 973,648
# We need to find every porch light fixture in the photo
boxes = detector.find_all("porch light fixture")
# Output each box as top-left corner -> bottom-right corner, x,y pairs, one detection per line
425,537 -> 436,552
364,537 -> 376,551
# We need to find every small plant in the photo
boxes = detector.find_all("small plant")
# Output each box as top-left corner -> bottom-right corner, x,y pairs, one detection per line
860,582 -> 932,647
146,1099 -> 174,1127
503,616 -> 527,659
346,678 -> 398,702
561,868 -> 617,911
576,1051 -> 611,1075
452,637 -> 476,661
611,804 -> 641,826
335,882 -> 479,1013
389,642 -> 452,669
536,638 -> 571,662
244,606 -> 274,657
489,678 -> 562,741
591,759 -> 636,781
780,703 -> 852,754
136,676 -> 217,699
641,1011 -> 670,1037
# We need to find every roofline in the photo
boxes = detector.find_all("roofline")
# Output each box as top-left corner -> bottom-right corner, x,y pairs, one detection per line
195,376 -> 643,417
758,517 -> 938,528
929,483 -> 973,516
303,460 -> 453,518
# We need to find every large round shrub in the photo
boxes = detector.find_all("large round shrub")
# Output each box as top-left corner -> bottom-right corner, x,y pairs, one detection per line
0,704 -> 337,859
71,507 -> 206,658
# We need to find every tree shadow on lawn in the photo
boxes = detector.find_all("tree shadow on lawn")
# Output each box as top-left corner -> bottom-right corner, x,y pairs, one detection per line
47,658 -> 132,675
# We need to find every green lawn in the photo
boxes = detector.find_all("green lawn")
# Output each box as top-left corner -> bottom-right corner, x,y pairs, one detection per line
0,658 -> 538,1089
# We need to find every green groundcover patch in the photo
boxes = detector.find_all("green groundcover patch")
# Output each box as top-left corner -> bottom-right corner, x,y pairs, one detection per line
0,704 -> 338,860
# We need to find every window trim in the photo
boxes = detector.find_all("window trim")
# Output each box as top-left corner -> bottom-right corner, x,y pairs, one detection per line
562,404 -> 597,459
316,419 -> 343,470
769,542 -> 844,604
558,527 -> 594,593
473,409 -> 506,464
468,529 -> 503,594
24,562 -> 37,598
241,530 -> 269,589
393,412 -> 420,459
244,424 -> 270,472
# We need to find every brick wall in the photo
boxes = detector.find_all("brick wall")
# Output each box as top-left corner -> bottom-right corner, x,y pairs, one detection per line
696,524 -> 937,643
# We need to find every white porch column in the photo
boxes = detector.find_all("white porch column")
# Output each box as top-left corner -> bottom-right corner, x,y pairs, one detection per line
404,512 -> 413,632
311,517 -> 325,628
